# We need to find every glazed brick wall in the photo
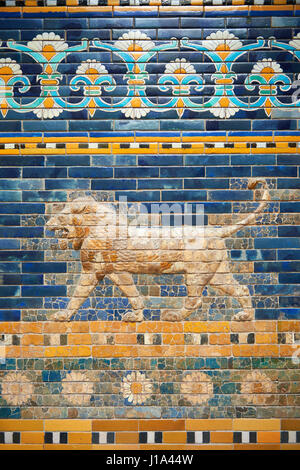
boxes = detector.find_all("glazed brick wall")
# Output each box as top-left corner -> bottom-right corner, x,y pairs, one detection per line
0,1 -> 299,450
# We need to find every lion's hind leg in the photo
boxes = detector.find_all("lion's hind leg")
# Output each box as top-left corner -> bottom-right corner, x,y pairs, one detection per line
107,272 -> 144,322
209,263 -> 254,321
161,274 -> 208,321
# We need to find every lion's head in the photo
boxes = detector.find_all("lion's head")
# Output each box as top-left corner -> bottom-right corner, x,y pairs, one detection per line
46,197 -> 118,250
46,196 -> 99,250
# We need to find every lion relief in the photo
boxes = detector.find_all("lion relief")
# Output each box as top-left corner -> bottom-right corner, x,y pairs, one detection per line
45,178 -> 270,323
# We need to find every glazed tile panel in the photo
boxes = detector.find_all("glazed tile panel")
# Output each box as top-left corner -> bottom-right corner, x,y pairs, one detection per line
0,2 -> 299,450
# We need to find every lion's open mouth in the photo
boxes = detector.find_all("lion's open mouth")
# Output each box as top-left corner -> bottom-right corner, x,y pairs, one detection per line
60,228 -> 69,237
50,226 -> 69,237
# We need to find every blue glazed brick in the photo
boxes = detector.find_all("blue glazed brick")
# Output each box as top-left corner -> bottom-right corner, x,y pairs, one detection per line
208,191 -> 252,201
185,155 -> 229,167
160,168 -> 204,178
22,263 -> 67,274
0,311 -> 20,322
45,179 -> 90,190
23,121 -> 67,132
278,250 -> 300,260
278,226 -> 300,238
68,168 -> 113,178
0,216 -> 20,226
138,179 -> 182,190
115,121 -> 159,131
116,192 -> 160,202
0,19 -> 42,29
0,263 -> 20,273
0,121 -> 21,132
44,18 -> 88,29
0,168 -> 21,178
280,203 -> 300,213
184,179 -> 229,189
115,168 -> 159,178
114,155 -> 137,166
255,285 -> 300,295
42,371 -> 62,382
203,202 -> 231,213
0,251 -> 43,262
0,408 -> 21,419
254,262 -> 300,273
0,191 -> 21,202
252,166 -> 297,178
0,180 -> 43,191
0,298 -> 43,308
255,309 -> 281,320
255,238 -> 300,249
2,274 -> 43,285
22,286 -> 67,297
0,156 -> 44,166
206,120 -> 251,131
0,240 -> 20,250
92,180 -> 136,190
0,227 -> 43,238
0,286 -> 20,297
138,155 -> 183,166
22,191 -> 67,202
90,18 -> 133,28
231,155 -> 275,165
47,155 -> 90,167
230,250 -> 276,261
69,120 -> 112,131
160,120 -> 205,131
0,203 -> 45,214
23,168 -> 67,178
277,179 -> 300,189
162,191 -> 207,202
279,297 -> 300,308
277,155 -> 300,165
279,274 -> 300,284
253,120 -> 297,131
206,167 -> 251,177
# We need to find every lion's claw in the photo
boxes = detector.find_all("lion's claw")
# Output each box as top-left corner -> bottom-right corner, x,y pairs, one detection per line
232,311 -> 253,322
122,310 -> 144,322
52,310 -> 73,322
161,310 -> 183,321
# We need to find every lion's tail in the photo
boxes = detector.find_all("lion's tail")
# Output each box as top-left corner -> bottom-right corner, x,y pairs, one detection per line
219,178 -> 271,239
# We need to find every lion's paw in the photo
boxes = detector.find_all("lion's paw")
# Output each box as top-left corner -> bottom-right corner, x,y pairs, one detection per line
232,311 -> 253,322
161,310 -> 182,322
122,310 -> 143,322
52,310 -> 73,322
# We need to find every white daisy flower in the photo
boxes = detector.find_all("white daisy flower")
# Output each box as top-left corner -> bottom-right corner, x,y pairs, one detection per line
33,98 -> 64,119
121,98 -> 151,119
121,371 -> 153,405
251,58 -> 283,75
181,372 -> 213,405
76,59 -> 109,76
61,371 -> 94,406
203,30 -> 242,52
240,370 -> 277,405
289,33 -> 300,50
210,98 -> 239,119
114,31 -> 155,56
1,371 -> 34,406
27,32 -> 69,60
0,58 -> 22,76
164,58 -> 196,75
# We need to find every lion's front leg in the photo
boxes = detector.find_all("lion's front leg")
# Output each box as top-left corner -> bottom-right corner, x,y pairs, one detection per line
52,272 -> 101,321
107,272 -> 144,322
